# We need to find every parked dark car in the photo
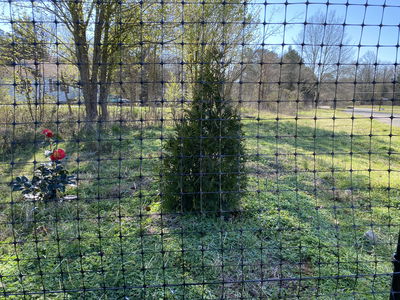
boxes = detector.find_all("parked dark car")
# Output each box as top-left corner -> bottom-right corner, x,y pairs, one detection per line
106,96 -> 130,105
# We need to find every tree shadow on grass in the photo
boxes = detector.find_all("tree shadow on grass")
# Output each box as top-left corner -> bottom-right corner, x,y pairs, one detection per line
1,120 -> 396,298
244,119 -> 398,157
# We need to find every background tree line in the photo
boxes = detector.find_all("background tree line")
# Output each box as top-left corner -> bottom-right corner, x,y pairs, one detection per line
0,2 -> 399,125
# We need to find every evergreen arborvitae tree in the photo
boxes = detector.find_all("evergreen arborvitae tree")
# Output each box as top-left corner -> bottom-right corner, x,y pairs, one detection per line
282,47 -> 303,92
161,52 -> 247,213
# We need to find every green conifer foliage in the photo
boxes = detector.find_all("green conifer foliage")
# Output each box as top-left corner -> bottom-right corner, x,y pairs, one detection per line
161,51 -> 247,213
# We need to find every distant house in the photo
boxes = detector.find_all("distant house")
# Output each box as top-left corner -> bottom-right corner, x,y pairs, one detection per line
4,61 -> 81,103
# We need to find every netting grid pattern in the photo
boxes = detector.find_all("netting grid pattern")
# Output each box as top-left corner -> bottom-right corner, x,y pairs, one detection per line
0,0 -> 400,299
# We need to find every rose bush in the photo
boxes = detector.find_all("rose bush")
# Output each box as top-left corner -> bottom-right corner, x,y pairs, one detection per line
50,148 -> 66,161
41,129 -> 54,138
11,129 -> 75,202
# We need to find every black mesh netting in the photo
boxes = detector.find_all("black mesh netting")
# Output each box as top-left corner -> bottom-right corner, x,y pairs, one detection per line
1,0 -> 400,299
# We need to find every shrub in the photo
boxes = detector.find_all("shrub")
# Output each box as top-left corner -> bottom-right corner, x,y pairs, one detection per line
161,53 -> 247,213
11,129 -> 75,203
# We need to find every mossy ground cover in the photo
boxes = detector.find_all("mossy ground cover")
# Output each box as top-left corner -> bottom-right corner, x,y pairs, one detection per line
0,107 -> 399,299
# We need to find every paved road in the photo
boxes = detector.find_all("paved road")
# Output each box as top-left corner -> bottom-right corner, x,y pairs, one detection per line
343,108 -> 400,127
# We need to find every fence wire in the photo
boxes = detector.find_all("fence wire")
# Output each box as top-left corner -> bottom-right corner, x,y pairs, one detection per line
0,0 -> 400,299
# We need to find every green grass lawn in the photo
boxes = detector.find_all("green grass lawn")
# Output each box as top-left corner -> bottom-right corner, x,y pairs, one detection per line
1,107 -> 399,299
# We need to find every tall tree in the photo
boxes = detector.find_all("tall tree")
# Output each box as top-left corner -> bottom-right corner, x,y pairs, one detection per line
281,47 -> 317,107
181,0 -> 256,100
376,65 -> 395,102
282,48 -> 303,92
0,16 -> 50,121
0,16 -> 49,64
356,51 -> 376,104
36,1 -> 141,123
296,11 -> 353,105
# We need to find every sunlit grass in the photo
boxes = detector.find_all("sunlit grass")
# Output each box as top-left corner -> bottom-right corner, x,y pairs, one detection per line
0,107 -> 399,299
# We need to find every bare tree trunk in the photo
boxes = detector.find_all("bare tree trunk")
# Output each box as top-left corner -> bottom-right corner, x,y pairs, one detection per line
64,91 -> 73,115
139,47 -> 151,106
79,65 -> 98,123
313,92 -> 319,109
99,19 -> 111,122
313,82 -> 320,109
99,72 -> 110,122
71,9 -> 98,125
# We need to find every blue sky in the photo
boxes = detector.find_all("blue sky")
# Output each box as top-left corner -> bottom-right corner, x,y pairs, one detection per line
0,0 -> 398,63
259,0 -> 400,63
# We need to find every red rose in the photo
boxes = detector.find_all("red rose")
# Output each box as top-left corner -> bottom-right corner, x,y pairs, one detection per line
50,148 -> 66,161
42,129 -> 54,138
